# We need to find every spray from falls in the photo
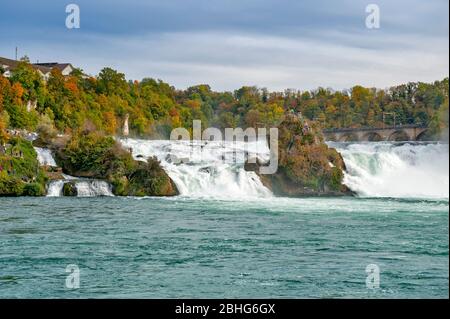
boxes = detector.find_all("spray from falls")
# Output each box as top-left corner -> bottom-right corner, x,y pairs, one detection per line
46,178 -> 113,197
75,181 -> 114,197
329,142 -> 449,199
120,138 -> 272,199
34,147 -> 57,167
35,147 -> 113,197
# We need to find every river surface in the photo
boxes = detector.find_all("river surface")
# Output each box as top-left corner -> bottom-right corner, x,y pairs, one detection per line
0,141 -> 448,298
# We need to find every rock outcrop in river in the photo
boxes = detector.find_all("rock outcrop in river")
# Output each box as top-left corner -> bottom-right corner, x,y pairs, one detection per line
245,113 -> 353,197
52,129 -> 179,197
0,137 -> 47,196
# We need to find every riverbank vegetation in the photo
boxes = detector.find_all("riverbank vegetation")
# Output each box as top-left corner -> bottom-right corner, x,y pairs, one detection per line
0,137 -> 47,196
0,59 -> 448,140
0,59 -> 448,197
246,114 -> 351,197
52,128 -> 178,196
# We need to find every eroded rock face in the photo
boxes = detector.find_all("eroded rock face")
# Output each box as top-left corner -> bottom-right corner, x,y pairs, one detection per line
246,114 -> 353,197
62,182 -> 77,196
118,158 -> 179,196
53,131 -> 179,197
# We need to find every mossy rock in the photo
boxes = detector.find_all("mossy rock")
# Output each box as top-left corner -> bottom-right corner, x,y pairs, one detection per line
0,137 -> 47,196
0,176 -> 25,196
62,182 -> 77,196
245,115 -> 352,197
121,158 -> 179,196
23,183 -> 45,196
54,131 -> 179,197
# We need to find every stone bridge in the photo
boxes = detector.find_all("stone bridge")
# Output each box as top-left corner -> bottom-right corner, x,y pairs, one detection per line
323,125 -> 429,142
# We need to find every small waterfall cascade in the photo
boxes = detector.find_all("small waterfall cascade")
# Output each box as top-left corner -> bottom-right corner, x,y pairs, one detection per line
329,142 -> 449,199
46,178 -> 113,197
34,147 -> 57,167
46,180 -> 65,197
120,138 -> 272,199
35,147 -> 113,197
74,180 -> 114,197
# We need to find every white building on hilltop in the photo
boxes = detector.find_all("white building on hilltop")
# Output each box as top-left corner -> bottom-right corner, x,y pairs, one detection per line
0,56 -> 76,80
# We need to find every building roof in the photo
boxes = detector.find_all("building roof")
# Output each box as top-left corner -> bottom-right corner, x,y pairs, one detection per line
0,56 -> 20,69
1,56 -> 81,79
0,56 -> 52,74
34,62 -> 73,72
33,64 -> 52,74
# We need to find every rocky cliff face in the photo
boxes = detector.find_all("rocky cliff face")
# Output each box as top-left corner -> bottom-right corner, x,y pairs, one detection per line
52,130 -> 178,197
246,114 -> 353,197
0,137 -> 47,196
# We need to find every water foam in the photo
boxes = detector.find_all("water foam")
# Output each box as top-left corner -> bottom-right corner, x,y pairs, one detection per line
330,142 -> 449,199
75,180 -> 114,197
120,138 -> 272,199
34,147 -> 57,167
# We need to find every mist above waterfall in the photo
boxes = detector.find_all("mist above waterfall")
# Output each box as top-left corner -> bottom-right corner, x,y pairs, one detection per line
330,142 -> 449,199
120,138 -> 272,199
34,147 -> 114,197
34,147 -> 57,167
36,140 -> 448,200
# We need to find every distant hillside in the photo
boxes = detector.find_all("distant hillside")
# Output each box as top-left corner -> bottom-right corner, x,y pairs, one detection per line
0,58 -> 448,140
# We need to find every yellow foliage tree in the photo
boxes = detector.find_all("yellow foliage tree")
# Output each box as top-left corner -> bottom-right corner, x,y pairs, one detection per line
0,113 -> 9,144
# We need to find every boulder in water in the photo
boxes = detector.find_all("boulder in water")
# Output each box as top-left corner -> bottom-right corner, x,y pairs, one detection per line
63,182 -> 77,196
245,114 -> 353,197
118,157 -> 179,196
53,130 -> 179,197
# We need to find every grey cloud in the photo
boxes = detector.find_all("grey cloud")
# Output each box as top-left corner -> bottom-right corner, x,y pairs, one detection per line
0,0 -> 448,91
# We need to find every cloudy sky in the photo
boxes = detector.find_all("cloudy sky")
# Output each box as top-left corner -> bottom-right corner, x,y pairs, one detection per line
0,0 -> 448,91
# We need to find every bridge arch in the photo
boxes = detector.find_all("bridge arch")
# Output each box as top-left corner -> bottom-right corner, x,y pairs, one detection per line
388,130 -> 411,141
339,133 -> 358,142
416,129 -> 429,141
361,132 -> 383,142
324,125 -> 429,142
325,133 -> 338,142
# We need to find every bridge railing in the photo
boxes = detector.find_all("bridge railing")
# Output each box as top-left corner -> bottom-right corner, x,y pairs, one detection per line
323,124 -> 427,133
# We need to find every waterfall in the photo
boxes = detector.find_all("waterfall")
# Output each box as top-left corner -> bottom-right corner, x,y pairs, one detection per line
75,180 -> 114,197
120,138 -> 272,199
329,142 -> 449,199
46,179 -> 113,197
46,180 -> 65,197
34,147 -> 57,167
34,147 -> 113,197
43,139 -> 448,199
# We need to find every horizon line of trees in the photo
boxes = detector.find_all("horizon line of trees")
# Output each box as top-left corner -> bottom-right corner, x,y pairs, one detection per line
0,58 -> 448,144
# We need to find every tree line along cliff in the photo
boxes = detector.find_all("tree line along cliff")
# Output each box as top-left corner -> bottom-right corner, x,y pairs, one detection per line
0,59 -> 448,141
0,59 -> 448,197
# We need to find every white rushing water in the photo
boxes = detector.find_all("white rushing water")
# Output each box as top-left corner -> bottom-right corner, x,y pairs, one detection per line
46,179 -> 113,197
75,181 -> 114,197
120,139 -> 448,200
330,142 -> 449,199
46,180 -> 65,197
34,147 -> 57,167
40,139 -> 448,200
35,147 -> 114,197
120,138 -> 272,199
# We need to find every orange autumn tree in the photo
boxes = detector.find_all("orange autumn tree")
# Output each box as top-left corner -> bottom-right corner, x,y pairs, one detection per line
11,82 -> 24,105
64,76 -> 79,96
0,76 -> 12,113
0,113 -> 9,144
103,111 -> 117,135
169,107 -> 181,128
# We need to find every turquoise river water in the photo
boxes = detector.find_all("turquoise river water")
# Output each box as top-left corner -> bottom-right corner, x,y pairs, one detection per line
0,141 -> 448,298
0,196 -> 448,298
